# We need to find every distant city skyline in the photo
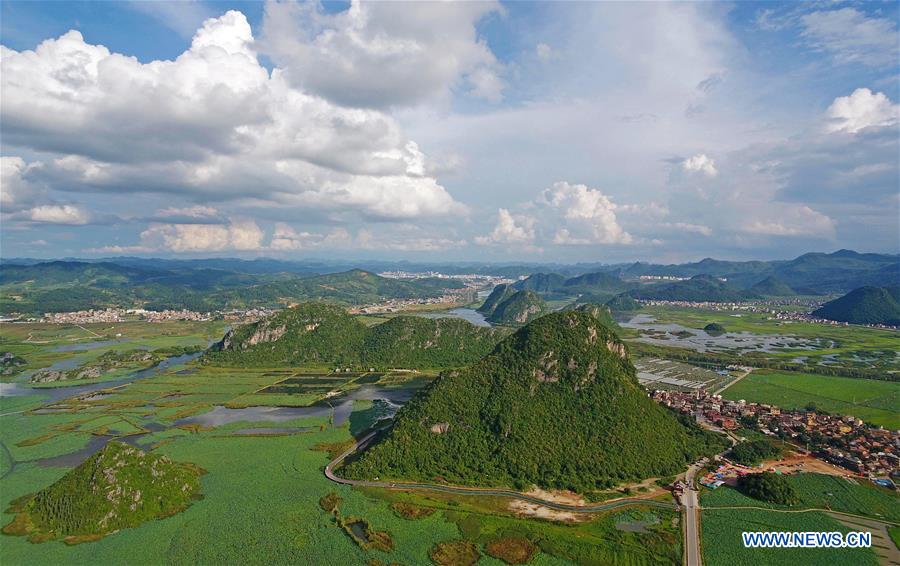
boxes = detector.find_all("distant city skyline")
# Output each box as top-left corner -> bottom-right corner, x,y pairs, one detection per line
1,1 -> 898,263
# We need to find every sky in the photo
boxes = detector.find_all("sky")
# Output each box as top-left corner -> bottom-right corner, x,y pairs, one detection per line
1,0 -> 898,264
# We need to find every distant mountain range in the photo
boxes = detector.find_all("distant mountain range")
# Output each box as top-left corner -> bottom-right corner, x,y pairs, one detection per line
1,250 -> 896,314
509,249 -> 897,299
0,262 -> 464,314
813,287 -> 900,325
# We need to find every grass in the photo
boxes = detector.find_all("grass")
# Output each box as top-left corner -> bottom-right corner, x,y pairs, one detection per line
721,369 -> 900,428
702,473 -> 900,522
702,507 -> 879,566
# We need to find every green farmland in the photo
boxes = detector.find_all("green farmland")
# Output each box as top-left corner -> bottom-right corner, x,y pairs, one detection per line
702,507 -> 879,566
722,370 -> 900,429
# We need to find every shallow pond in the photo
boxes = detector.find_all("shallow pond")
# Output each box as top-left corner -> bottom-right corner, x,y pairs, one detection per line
176,382 -> 426,428
417,308 -> 491,327
621,314 -> 822,354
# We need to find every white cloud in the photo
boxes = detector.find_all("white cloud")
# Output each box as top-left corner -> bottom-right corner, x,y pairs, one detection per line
260,0 -> 503,109
538,182 -> 632,245
0,11 -> 464,223
0,156 -> 42,211
682,153 -> 718,177
107,219 -> 265,253
26,204 -> 92,225
660,222 -> 712,236
535,43 -> 555,62
478,182 -> 632,247
742,205 -> 835,238
801,8 -> 898,67
475,208 -> 535,245
268,222 -> 332,251
825,88 -> 899,134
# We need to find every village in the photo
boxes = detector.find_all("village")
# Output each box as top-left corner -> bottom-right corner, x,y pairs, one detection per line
35,307 -> 279,325
651,388 -> 899,487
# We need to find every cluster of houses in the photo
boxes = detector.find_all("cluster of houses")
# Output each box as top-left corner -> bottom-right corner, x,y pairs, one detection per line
651,389 -> 899,481
349,290 -> 476,315
36,307 -> 271,324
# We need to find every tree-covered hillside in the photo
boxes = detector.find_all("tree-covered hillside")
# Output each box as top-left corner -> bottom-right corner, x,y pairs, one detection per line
343,310 -> 727,492
749,276 -> 796,296
512,273 -> 566,293
205,303 -> 504,369
3,442 -> 202,542
476,284 -> 516,315
813,287 -> 900,325
486,290 -> 548,326
605,294 -> 642,312
630,275 -> 757,302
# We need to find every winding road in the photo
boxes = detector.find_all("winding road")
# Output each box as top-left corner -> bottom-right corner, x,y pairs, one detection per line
325,428 -> 677,514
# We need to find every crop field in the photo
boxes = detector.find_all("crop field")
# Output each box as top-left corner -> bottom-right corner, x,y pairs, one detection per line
701,473 -> 900,522
632,306 -> 900,372
721,370 -> 900,429
634,357 -> 738,392
702,507 -> 879,566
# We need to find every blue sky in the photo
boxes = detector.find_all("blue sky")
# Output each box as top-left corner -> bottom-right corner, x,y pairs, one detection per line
1,0 -> 897,263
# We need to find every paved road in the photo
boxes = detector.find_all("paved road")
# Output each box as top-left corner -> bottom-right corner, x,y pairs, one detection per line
325,429 -> 676,514
683,463 -> 703,566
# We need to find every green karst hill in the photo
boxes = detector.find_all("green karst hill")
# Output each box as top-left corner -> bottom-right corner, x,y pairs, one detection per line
3,442 -> 202,543
605,294 -> 642,312
565,303 -> 620,333
206,302 -> 503,369
630,274 -> 758,302
485,290 -> 548,326
512,273 -> 566,293
749,276 -> 796,297
343,310 -> 727,492
477,284 -> 516,315
813,286 -> 900,325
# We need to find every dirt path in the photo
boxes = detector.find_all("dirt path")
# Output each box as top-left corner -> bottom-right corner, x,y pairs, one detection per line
713,367 -> 753,395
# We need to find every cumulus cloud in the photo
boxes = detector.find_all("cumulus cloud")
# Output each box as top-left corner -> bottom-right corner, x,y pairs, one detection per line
825,88 -> 899,134
478,182 -> 632,247
660,222 -> 712,236
0,11 -> 464,223
801,8 -> 898,67
0,156 -> 42,211
475,209 -> 535,245
25,204 -> 92,225
742,205 -> 835,238
101,219 -> 264,253
538,182 -> 632,245
682,153 -> 718,177
260,0 -> 503,109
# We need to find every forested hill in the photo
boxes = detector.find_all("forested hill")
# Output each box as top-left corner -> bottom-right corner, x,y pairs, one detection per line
343,310 -> 726,492
813,287 -> 900,325
749,276 -> 796,297
629,274 -> 758,302
0,262 -> 464,314
205,303 -> 505,369
485,290 -> 548,326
